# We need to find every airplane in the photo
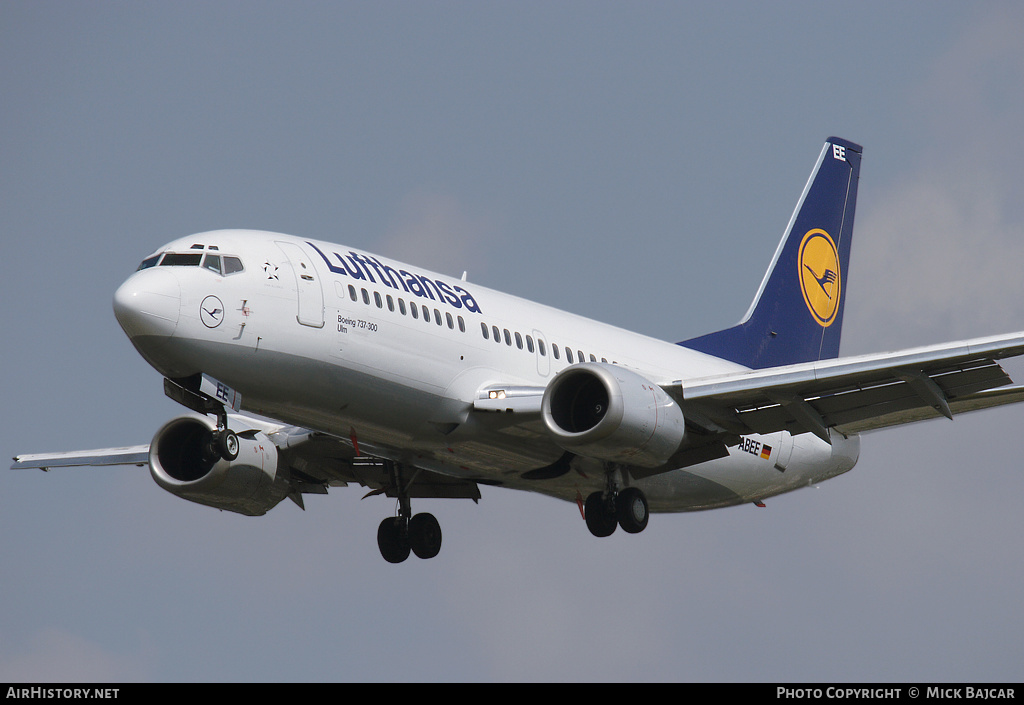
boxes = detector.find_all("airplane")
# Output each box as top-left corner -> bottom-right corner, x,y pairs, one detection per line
13,136 -> 1024,563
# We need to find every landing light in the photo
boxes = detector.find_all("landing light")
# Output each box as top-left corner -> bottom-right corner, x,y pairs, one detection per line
488,390 -> 507,400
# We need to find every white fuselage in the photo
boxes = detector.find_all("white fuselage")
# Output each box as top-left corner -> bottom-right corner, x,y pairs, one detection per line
115,229 -> 860,512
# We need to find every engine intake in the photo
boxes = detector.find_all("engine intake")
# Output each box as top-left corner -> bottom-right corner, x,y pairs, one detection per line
149,416 -> 288,516
542,363 -> 685,468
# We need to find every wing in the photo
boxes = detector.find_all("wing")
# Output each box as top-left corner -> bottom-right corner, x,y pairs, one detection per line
676,332 -> 1024,443
272,431 -> 482,503
11,446 -> 150,470
11,413 -> 481,504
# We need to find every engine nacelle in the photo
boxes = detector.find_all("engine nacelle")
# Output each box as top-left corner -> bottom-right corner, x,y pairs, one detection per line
541,363 -> 685,468
149,416 -> 288,516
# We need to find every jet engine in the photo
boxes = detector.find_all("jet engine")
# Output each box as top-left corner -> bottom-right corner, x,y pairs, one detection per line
149,415 -> 289,516
541,363 -> 685,468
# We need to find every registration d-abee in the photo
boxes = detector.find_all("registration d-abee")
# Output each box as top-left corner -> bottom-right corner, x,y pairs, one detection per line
14,137 -> 1024,563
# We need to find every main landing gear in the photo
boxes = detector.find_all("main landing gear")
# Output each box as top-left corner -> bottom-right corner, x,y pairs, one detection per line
374,461 -> 443,564
584,486 -> 649,538
377,512 -> 442,564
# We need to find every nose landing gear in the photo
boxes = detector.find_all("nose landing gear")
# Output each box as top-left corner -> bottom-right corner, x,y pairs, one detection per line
164,373 -> 242,463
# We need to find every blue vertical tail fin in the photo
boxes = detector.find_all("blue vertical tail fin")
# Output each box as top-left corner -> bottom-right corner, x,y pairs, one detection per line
680,137 -> 862,369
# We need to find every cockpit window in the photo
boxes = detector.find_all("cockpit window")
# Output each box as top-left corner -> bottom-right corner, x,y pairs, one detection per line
159,253 -> 203,267
202,253 -> 222,274
223,256 -> 244,274
137,254 -> 161,271
139,248 -> 243,276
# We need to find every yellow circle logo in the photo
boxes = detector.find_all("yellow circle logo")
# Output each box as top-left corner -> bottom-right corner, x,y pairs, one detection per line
798,229 -> 841,327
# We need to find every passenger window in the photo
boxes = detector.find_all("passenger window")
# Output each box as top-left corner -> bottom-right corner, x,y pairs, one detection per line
492,325 -> 501,343
362,289 -> 370,305
590,354 -> 597,362
526,335 -> 534,353
422,305 -> 430,323
458,316 -> 465,333
411,303 -> 419,319
552,344 -> 559,360
399,298 -> 407,315
387,295 -> 395,312
504,329 -> 512,346
223,256 -> 244,274
374,291 -> 383,308
349,285 -> 357,302
578,350 -> 585,363
515,332 -> 523,349
566,348 -> 574,363
446,312 -> 454,329
481,322 -> 489,340
538,340 -> 546,356
434,309 -> 442,326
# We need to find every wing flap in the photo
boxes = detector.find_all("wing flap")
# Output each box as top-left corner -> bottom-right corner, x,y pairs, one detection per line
835,384 -> 1024,434
678,332 -> 1024,441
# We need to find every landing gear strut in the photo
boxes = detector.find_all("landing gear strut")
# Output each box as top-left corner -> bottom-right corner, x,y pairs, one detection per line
584,483 -> 649,538
375,461 -> 443,563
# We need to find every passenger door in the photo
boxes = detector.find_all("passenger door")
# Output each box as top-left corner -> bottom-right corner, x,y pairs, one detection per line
276,241 -> 324,328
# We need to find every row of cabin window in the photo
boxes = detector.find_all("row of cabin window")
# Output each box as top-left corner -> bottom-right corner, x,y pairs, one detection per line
344,281 -> 610,365
478,322 -> 613,365
347,284 -> 466,332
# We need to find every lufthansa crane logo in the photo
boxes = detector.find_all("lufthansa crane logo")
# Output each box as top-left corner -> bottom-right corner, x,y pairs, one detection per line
797,229 -> 841,327
200,295 -> 225,328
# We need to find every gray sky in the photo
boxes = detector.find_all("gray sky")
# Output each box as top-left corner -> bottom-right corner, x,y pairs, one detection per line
2,1 -> 1023,682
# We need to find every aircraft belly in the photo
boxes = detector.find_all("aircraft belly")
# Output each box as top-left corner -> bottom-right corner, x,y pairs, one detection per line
514,433 -> 861,513
637,432 -> 860,511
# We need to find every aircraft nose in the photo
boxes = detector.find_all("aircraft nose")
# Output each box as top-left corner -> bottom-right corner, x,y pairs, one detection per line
113,268 -> 181,339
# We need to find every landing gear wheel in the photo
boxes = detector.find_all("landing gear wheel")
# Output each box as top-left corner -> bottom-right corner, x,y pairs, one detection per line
217,430 -> 239,461
616,487 -> 649,534
377,517 -> 410,564
585,491 -> 618,538
409,512 -> 442,560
